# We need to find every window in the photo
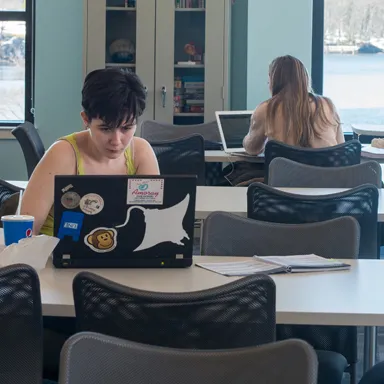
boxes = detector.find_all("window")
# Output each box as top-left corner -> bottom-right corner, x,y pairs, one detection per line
0,0 -> 34,126
312,0 -> 384,126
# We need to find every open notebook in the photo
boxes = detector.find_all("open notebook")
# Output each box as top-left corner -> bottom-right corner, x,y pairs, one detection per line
196,254 -> 351,277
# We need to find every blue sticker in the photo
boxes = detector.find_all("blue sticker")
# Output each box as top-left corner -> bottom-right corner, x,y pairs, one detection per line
57,211 -> 85,241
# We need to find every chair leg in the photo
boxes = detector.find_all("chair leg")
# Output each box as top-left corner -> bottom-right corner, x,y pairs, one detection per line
349,363 -> 357,384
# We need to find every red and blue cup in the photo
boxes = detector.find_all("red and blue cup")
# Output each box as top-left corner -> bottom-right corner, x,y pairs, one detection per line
1,215 -> 34,246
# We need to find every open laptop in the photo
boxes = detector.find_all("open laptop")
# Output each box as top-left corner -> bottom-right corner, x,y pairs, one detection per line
53,175 -> 197,268
215,110 -> 253,154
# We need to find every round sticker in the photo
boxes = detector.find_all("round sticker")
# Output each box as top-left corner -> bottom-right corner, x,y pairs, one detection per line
61,191 -> 81,210
80,193 -> 104,215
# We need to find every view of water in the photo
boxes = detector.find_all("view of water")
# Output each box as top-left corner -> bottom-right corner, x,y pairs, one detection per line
1,53 -> 384,123
323,54 -> 384,125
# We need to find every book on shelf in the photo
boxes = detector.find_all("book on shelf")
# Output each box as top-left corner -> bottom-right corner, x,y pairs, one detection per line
196,254 -> 351,277
175,0 -> 205,8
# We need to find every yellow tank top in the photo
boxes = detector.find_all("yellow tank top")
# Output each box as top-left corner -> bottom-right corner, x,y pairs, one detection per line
40,133 -> 136,236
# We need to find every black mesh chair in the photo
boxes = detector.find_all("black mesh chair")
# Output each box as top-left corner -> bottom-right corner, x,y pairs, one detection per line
0,180 -> 24,227
73,272 -> 276,349
141,120 -> 224,186
0,264 -> 43,384
59,333 -> 318,384
201,211 -> 359,383
247,183 -> 378,260
151,134 -> 206,185
264,139 -> 362,183
12,122 -> 45,179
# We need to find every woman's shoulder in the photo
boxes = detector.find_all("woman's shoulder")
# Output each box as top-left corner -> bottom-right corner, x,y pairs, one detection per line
43,134 -> 79,165
252,100 -> 269,119
131,136 -> 153,160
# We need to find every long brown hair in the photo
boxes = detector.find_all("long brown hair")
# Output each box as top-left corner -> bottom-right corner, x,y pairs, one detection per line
266,55 -> 339,147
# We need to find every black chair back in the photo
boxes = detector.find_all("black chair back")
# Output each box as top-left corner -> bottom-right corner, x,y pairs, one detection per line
247,183 -> 378,259
151,134 -> 205,185
264,139 -> 361,183
12,122 -> 45,179
73,272 -> 276,349
0,264 -> 43,384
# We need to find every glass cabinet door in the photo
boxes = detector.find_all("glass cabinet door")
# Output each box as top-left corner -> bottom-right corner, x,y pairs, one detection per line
155,0 -> 227,125
86,0 -> 156,128
105,0 -> 156,128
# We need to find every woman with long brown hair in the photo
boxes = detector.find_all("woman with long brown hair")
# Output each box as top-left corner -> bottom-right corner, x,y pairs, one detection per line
243,55 -> 344,154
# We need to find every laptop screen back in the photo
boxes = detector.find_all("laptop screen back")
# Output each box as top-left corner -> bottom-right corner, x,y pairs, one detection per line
218,113 -> 252,149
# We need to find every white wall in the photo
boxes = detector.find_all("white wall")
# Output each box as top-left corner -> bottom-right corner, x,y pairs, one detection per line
232,0 -> 313,110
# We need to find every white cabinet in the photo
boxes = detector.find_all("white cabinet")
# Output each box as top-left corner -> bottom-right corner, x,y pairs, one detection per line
84,0 -> 230,130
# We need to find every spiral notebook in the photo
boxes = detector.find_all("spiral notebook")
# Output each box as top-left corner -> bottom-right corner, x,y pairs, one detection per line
197,254 -> 351,276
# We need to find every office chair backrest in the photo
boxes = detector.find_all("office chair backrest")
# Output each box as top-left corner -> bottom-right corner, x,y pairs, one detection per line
247,182 -> 378,259
12,122 -> 45,179
264,139 -> 361,183
73,273 -> 276,349
151,134 -> 206,185
269,158 -> 382,188
59,333 -> 318,384
0,264 -> 43,384
201,211 -> 360,259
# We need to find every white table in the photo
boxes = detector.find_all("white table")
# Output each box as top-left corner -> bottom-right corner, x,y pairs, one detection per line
352,124 -> 384,137
8,182 -> 384,222
34,257 -> 384,369
205,150 -> 264,163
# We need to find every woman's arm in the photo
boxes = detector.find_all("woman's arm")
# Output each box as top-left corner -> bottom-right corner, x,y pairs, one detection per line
20,140 -> 76,235
243,103 -> 268,155
133,137 -> 160,175
322,97 -> 344,144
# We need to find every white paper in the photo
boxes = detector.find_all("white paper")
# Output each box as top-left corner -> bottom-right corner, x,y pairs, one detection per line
256,254 -> 347,268
0,233 -> 60,270
197,260 -> 285,276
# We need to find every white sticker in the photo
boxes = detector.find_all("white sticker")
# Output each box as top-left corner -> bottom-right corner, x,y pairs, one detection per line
85,227 -> 117,253
127,178 -> 164,205
61,184 -> 74,193
80,193 -> 104,215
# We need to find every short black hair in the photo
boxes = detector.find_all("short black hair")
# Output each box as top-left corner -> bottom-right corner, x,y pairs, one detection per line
82,68 -> 146,128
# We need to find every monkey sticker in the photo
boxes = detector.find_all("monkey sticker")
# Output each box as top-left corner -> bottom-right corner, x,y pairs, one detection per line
84,227 -> 117,253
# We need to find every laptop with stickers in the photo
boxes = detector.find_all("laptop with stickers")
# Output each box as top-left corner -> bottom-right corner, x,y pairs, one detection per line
53,175 -> 197,268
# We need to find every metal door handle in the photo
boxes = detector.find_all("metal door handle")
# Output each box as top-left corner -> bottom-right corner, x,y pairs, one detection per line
161,86 -> 167,108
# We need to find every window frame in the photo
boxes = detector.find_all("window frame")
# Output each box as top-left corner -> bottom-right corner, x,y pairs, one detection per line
311,0 -> 324,95
0,0 -> 35,127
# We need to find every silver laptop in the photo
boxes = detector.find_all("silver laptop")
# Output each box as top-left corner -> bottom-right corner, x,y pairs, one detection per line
215,110 -> 253,154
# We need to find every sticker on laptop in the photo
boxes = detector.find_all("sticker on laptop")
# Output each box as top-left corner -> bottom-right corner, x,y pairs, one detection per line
61,184 -> 74,193
57,211 -> 85,241
85,227 -> 117,253
116,193 -> 190,252
61,191 -> 81,209
127,178 -> 164,205
80,193 -> 104,215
